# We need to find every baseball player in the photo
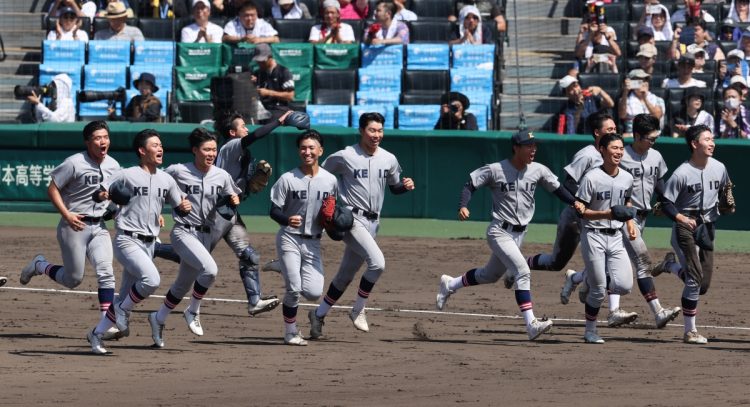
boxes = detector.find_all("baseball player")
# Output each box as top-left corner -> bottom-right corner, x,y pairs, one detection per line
269,130 -> 338,346
435,131 -> 577,340
651,124 -> 734,344
307,112 -> 415,339
574,133 -> 637,344
146,128 -> 241,348
561,114 -> 681,329
86,129 -> 191,355
20,120 -> 122,337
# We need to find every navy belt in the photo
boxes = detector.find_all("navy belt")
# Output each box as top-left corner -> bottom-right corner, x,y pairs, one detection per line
352,207 -> 378,220
179,224 -> 211,233
299,233 -> 322,239
81,216 -> 102,223
588,228 -> 618,236
501,221 -> 527,232
122,230 -> 156,242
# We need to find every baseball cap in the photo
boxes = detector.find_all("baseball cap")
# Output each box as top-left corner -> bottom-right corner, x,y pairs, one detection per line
558,75 -> 578,90
278,0 -> 295,5
192,0 -> 211,9
728,49 -> 745,60
105,1 -> 128,19
686,44 -> 706,57
636,43 -> 657,58
322,0 -> 340,11
637,26 -> 654,39
730,75 -> 748,88
59,6 -> 77,17
252,43 -> 273,62
678,53 -> 696,65
628,69 -> 650,80
512,130 -> 539,145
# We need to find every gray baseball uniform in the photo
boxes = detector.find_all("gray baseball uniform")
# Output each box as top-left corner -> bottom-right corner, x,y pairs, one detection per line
270,167 -> 338,309
577,167 -> 634,307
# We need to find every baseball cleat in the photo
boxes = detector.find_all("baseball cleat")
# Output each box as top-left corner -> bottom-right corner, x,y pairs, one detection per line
560,269 -> 578,305
308,308 -> 325,340
87,329 -> 108,354
683,329 -> 708,345
183,309 -> 203,336
607,308 -> 639,328
0,276 -> 7,288
350,308 -> 369,332
651,252 -> 676,278
502,272 -> 515,290
584,330 -> 605,344
261,259 -> 282,273
20,254 -> 46,285
113,303 -> 130,335
527,318 -> 553,340
284,332 -> 308,346
655,306 -> 681,329
101,327 -> 126,341
247,297 -> 280,316
148,312 -> 165,348
436,274 -> 454,311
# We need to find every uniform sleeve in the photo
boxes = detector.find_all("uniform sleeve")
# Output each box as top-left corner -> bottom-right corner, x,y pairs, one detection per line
224,172 -> 242,195
538,164 -> 561,192
166,175 -> 184,207
564,151 -> 592,184
658,155 -> 668,180
50,158 -> 75,189
576,173 -> 594,205
662,172 -> 683,204
387,156 -> 402,186
322,152 -> 345,175
269,176 -> 287,208
100,168 -> 124,191
468,164 -> 494,189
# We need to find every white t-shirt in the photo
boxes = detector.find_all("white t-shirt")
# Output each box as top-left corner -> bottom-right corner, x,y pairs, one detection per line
47,28 -> 89,43
308,23 -> 355,42
395,9 -> 418,21
661,77 -> 707,88
223,18 -> 278,38
181,22 -> 224,43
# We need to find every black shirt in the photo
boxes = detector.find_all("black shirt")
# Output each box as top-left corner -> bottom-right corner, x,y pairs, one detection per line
254,64 -> 294,109
434,112 -> 478,130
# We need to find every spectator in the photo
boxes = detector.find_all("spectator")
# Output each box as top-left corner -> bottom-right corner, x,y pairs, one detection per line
108,72 -> 162,122
730,75 -> 749,100
727,0 -> 750,28
721,49 -> 746,88
338,0 -> 368,20
637,43 -> 658,75
364,1 -> 409,45
449,5 -> 493,45
434,91 -> 478,130
393,0 -> 417,22
639,3 -> 673,41
94,0 -> 135,18
223,1 -> 279,44
679,20 -> 725,61
672,87 -> 714,138
93,1 -> 144,40
140,0 -> 191,18
672,0 -> 715,24
718,85 -> 750,138
27,74 -> 76,123
556,75 -> 614,135
662,54 -> 707,88
584,44 -> 618,74
271,0 -> 312,19
636,25 -> 656,46
574,19 -> 621,60
618,69 -> 665,137
687,45 -> 708,73
47,0 -> 88,18
449,0 -> 506,35
47,6 -> 90,42
181,0 -> 224,43
309,0 -> 355,44
252,44 -> 294,118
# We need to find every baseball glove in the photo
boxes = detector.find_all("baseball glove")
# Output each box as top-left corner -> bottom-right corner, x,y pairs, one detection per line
247,160 -> 272,194
108,180 -> 132,205
719,180 -> 736,215
611,205 -> 636,222
318,195 -> 337,228
651,201 -> 664,216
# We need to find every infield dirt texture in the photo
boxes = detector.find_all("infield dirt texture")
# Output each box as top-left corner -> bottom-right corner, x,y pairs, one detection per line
1,226 -> 749,406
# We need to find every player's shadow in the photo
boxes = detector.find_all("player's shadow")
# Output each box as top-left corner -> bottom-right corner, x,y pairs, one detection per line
0,333 -> 71,340
382,338 -> 470,344
9,349 -> 107,357
192,337 -> 287,346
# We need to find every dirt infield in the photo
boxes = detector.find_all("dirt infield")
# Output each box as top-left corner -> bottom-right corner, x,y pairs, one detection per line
1,226 -> 749,406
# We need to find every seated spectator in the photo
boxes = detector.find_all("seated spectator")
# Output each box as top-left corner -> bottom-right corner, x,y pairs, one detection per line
434,91 -> 478,130
93,1 -> 144,40
252,44 -> 294,118
638,3 -> 673,41
662,54 -> 707,88
108,72 -> 162,122
574,19 -> 621,60
27,73 -> 76,123
720,49 -> 746,88
672,87 -> 714,137
338,0 -> 368,20
364,1 -> 409,45
618,69 -> 665,137
449,5 -> 493,45
449,0 -> 505,35
271,0 -> 312,19
47,6 -> 89,42
584,44 -> 618,73
393,0 -> 417,22
223,1 -> 279,44
309,0 -> 355,44
636,25 -> 656,47
727,0 -> 750,41
730,75 -> 749,100
556,75 -> 614,135
718,85 -> 750,138
181,0 -> 224,43
140,0 -> 190,18
676,20 -> 725,61
637,43 -> 658,75
47,0 -> 88,18
95,0 -> 135,18
687,45 -> 708,73
672,0 -> 715,24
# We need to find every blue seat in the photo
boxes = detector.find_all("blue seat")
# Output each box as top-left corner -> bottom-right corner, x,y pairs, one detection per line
84,65 -> 127,90
461,91 -> 493,107
358,67 -> 402,92
130,65 -> 173,90
133,41 -> 175,65
39,63 -> 83,90
406,43 -> 449,70
360,44 -> 404,68
88,40 -> 132,65
450,68 -> 493,93
451,44 -> 494,69
78,99 -> 120,118
42,40 -> 86,66
350,104 -> 394,129
306,105 -> 350,127
466,104 -> 488,131
356,90 -> 400,106
396,104 -> 440,130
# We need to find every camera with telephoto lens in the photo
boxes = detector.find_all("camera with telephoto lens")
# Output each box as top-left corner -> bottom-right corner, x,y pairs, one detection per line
14,85 -> 55,100
78,87 -> 127,103
450,104 -> 460,113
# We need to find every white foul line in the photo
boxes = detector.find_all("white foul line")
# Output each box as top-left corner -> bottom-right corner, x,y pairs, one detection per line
3,285 -> 750,332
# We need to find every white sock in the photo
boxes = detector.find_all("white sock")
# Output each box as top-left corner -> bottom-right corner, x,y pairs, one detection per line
609,293 -> 620,311
156,303 -> 172,325
93,315 -> 116,335
316,303 -> 331,318
585,319 -> 597,332
571,271 -> 584,284
648,298 -> 662,315
187,297 -> 201,314
352,296 -> 367,314
449,276 -> 464,291
667,262 -> 682,275
35,260 -> 50,274
522,309 -> 535,326
684,315 -> 696,333
285,322 -> 298,335
119,296 -> 136,312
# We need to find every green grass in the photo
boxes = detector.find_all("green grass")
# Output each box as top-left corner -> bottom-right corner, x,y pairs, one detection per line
1,211 -> 748,252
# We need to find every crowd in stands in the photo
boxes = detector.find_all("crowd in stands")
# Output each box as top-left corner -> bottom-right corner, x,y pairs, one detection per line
558,0 -> 750,139
32,0 -> 507,129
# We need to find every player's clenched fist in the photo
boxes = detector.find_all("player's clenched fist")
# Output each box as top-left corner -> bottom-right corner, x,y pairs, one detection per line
458,207 -> 470,221
178,197 -> 192,213
402,177 -> 415,190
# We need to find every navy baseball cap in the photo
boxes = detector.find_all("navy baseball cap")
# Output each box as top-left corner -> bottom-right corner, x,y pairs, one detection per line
637,26 -> 654,39
512,130 -> 538,145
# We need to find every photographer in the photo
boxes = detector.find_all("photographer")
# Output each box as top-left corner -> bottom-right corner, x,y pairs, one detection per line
108,72 -> 162,122
434,91 -> 478,131
619,69 -> 665,137
25,73 -> 75,123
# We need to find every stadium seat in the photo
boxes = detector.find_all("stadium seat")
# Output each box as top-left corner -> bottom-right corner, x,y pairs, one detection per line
356,90 -> 400,106
254,0 -> 274,18
133,41 -> 175,65
227,43 -> 257,69
176,42 -> 224,67
130,65 -> 173,91
274,19 -> 316,43
88,40 -> 132,65
459,91 -> 493,107
408,21 -> 454,43
359,67 -> 402,92
666,87 -> 712,104
402,70 -> 450,102
360,44 -> 404,68
396,104 -> 440,130
177,101 -> 214,123
626,59 -> 670,75
450,67 -> 494,94
466,104 -> 488,131
401,93 -> 442,105
451,44 -> 494,69
313,69 -> 356,105
271,42 -> 314,68
42,40 -> 86,66
630,3 -> 647,21
289,66 -> 312,102
314,44 -> 360,70
410,0 -> 454,20
578,72 -> 622,92
138,18 -> 175,41
83,64 -> 127,90
351,104 -> 394,129
607,21 -> 628,42
298,0 -> 318,18
406,43 -> 449,70
39,63 -> 83,91
175,66 -> 225,101
306,104 -> 350,127
601,3 -> 629,22
343,20 -> 365,42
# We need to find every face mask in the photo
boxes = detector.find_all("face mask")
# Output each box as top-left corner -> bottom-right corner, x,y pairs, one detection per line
726,97 -> 741,110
